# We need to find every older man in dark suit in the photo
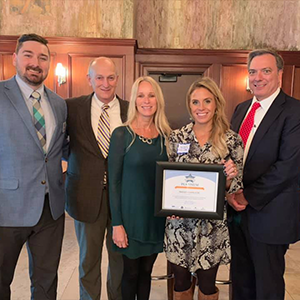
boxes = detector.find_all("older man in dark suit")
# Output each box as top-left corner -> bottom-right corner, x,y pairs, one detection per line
229,49 -> 300,300
0,33 -> 68,300
65,57 -> 128,300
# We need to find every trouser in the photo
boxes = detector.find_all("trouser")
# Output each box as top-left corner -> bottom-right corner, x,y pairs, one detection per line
75,188 -> 123,300
228,212 -> 288,300
0,195 -> 65,300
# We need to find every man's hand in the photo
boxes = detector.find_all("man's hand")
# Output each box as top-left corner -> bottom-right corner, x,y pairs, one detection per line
235,189 -> 248,206
113,225 -> 128,248
227,190 -> 247,211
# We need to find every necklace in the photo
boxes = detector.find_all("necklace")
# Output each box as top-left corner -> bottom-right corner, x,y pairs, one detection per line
138,135 -> 152,145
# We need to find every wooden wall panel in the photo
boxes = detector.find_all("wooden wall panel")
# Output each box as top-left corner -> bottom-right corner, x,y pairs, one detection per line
281,65 -> 294,96
293,67 -> 300,100
2,54 -> 15,79
221,65 -> 251,120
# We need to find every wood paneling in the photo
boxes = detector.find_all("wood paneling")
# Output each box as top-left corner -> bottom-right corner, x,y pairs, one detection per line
221,65 -> 251,120
293,67 -> 300,100
2,54 -> 15,79
281,65 -> 294,97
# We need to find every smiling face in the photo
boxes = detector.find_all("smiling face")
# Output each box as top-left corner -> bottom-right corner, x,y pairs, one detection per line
88,58 -> 119,104
13,41 -> 50,89
136,81 -> 157,118
189,87 -> 216,127
248,54 -> 283,101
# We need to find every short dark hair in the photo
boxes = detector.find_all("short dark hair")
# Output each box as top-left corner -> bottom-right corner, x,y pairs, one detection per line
247,49 -> 284,72
15,33 -> 50,55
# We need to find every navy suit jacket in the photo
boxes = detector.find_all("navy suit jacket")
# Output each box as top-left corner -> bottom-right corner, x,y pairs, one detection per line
0,77 -> 68,226
230,90 -> 300,244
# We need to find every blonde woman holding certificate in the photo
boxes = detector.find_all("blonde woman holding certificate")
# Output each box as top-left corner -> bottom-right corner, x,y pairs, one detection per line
164,77 -> 244,300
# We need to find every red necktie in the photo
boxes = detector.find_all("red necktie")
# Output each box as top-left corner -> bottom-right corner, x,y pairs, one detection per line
239,102 -> 261,146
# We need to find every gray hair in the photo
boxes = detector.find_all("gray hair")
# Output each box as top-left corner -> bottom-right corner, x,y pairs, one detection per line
247,49 -> 284,72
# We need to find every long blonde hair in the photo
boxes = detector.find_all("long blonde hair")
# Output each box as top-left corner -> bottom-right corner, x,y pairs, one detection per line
186,77 -> 230,158
125,76 -> 171,149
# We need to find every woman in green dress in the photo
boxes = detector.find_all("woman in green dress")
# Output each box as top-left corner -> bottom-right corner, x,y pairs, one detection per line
108,76 -> 171,300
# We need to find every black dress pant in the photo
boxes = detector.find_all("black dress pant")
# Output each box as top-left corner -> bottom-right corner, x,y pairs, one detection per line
228,211 -> 288,300
0,195 -> 65,300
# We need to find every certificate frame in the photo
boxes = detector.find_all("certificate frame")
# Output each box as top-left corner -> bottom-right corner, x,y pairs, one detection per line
155,162 -> 226,219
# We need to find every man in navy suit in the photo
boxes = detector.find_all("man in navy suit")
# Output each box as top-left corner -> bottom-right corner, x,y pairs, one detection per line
0,34 -> 68,299
229,49 -> 300,300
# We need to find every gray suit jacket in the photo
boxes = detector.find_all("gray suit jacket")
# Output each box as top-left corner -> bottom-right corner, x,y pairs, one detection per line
0,77 -> 68,227
65,93 -> 128,223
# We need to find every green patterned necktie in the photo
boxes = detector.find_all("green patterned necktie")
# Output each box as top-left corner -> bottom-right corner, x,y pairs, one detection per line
31,91 -> 47,153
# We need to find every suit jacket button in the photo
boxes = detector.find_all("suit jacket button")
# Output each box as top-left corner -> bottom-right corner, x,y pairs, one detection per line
45,158 -> 48,163
41,180 -> 46,185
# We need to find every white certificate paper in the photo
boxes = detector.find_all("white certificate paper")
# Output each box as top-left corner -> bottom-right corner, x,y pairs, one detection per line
162,169 -> 219,212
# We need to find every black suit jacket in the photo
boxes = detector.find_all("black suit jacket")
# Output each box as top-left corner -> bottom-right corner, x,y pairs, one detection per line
230,90 -> 300,244
65,93 -> 128,222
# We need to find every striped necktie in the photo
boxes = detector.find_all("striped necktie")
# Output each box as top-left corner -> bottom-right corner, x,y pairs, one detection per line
31,91 -> 47,153
97,104 -> 110,158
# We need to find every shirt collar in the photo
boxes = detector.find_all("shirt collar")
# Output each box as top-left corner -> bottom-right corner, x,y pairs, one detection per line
15,74 -> 45,100
251,88 -> 280,111
93,93 -> 117,109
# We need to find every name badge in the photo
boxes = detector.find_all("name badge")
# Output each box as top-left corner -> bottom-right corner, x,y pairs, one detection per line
177,143 -> 190,154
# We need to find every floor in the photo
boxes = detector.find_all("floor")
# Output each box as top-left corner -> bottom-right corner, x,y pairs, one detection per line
11,215 -> 300,300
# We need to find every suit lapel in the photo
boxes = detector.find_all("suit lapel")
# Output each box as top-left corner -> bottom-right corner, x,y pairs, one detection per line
79,94 -> 103,157
117,96 -> 128,123
45,87 -> 60,153
245,91 -> 285,165
231,100 -> 252,133
4,78 -> 43,151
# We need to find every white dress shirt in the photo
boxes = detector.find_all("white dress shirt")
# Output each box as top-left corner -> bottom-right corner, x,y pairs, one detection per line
91,94 -> 123,139
242,88 -> 280,163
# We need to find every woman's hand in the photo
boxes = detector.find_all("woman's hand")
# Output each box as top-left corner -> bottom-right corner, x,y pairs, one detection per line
113,225 -> 128,248
222,159 -> 238,190
223,159 -> 238,180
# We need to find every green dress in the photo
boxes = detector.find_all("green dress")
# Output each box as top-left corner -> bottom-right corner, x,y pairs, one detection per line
108,126 -> 167,259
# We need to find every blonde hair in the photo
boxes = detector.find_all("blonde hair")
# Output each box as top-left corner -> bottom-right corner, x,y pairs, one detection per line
186,77 -> 230,158
125,76 -> 171,150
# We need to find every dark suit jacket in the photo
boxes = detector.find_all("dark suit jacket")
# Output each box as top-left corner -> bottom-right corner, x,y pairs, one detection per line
230,90 -> 300,244
65,93 -> 128,223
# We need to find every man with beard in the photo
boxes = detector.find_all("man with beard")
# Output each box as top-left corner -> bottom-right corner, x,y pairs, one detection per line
0,33 -> 68,299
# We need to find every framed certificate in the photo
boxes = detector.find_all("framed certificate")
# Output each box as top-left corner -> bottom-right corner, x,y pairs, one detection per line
155,162 -> 226,219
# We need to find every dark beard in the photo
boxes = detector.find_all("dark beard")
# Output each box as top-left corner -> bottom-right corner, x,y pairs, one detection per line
22,73 -> 45,86
20,66 -> 47,86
